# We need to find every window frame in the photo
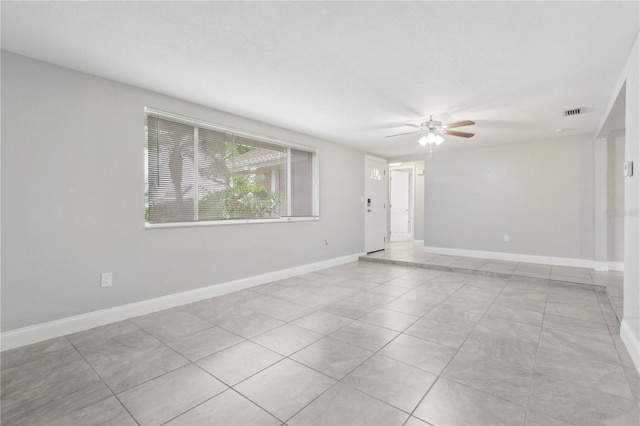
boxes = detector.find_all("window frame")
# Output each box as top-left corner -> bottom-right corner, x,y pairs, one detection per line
144,107 -> 320,228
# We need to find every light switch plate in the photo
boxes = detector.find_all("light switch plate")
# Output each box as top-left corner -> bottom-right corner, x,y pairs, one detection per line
624,161 -> 633,177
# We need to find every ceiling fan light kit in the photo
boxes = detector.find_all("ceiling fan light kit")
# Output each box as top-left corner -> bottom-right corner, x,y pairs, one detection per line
419,132 -> 444,146
385,114 -> 476,150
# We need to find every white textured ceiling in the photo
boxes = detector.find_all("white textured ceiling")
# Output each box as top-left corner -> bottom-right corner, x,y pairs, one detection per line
2,1 -> 638,158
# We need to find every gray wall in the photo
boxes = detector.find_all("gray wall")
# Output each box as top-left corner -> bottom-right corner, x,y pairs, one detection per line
1,51 -> 365,331
423,135 -> 595,259
607,130 -> 625,263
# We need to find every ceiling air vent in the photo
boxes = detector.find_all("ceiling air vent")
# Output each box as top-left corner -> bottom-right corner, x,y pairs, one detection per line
564,108 -> 583,117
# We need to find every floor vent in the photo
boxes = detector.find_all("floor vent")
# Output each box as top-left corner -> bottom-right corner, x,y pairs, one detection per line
564,108 -> 583,116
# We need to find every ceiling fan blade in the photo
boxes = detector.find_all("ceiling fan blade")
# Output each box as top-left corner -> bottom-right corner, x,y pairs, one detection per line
445,120 -> 475,129
384,130 -> 420,138
444,130 -> 475,138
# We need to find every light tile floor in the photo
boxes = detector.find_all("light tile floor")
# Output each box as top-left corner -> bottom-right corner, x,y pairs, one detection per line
1,253 -> 638,425
363,242 -> 626,322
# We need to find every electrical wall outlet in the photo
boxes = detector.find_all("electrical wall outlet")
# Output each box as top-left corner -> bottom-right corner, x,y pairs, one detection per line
323,239 -> 329,248
101,272 -> 113,288
503,234 -> 510,243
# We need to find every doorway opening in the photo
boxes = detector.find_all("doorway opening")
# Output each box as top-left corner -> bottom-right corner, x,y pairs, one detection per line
364,155 -> 387,253
389,166 -> 414,242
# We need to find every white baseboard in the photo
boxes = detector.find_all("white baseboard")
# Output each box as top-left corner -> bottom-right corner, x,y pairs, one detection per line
590,261 -> 625,272
609,261 -> 625,272
593,261 -> 609,272
620,319 -> 640,372
1,253 -> 363,352
423,246 -> 594,269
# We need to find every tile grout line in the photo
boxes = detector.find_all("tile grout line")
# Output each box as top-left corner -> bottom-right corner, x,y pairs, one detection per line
274,262 -> 613,422
136,281 -> 350,426
65,333 -> 142,426
422,274 -> 559,420
523,287 -> 549,425
282,293 -> 433,423
403,278 -> 499,423
90,323 -> 238,424
364,253 -> 629,405
159,284 -> 355,424
410,277 -> 534,423
332,272 -> 501,423
244,266 -> 439,423
173,267 -> 421,424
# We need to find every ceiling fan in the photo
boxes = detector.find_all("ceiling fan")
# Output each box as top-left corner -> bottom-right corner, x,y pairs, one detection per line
385,115 -> 475,148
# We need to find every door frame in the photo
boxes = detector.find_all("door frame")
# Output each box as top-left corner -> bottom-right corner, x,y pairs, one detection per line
388,164 -> 415,241
364,155 -> 388,253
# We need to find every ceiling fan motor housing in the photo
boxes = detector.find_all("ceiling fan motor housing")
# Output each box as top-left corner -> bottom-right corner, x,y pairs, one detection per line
384,116 -> 474,139
422,120 -> 444,133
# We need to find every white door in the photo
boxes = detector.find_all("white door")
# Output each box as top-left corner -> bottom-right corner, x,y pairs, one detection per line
365,156 -> 387,253
390,169 -> 410,242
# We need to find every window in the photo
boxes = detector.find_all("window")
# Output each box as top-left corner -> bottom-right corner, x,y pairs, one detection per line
370,168 -> 382,180
145,109 -> 318,226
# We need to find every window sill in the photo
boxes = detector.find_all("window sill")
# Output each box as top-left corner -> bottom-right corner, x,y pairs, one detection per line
145,216 -> 319,229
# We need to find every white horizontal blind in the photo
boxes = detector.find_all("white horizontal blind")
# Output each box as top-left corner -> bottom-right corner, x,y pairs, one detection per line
146,111 -> 315,224
197,128 -> 229,220
147,116 -> 196,223
290,148 -> 313,216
